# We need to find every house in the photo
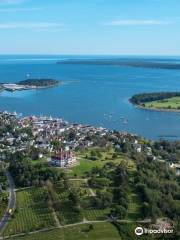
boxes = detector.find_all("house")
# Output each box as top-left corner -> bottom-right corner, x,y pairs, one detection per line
133,143 -> 142,153
51,148 -> 76,167
146,147 -> 152,156
169,163 -> 180,176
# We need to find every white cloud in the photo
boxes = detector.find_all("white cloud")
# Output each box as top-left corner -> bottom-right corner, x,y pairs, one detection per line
0,22 -> 65,30
104,19 -> 172,26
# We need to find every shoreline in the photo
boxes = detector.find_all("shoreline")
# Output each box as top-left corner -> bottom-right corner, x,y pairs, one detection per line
130,100 -> 180,113
129,92 -> 180,113
0,82 -> 60,92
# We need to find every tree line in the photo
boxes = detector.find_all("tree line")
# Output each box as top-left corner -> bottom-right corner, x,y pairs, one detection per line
130,92 -> 180,105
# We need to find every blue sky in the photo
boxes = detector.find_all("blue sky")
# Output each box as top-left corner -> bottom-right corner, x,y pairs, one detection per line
0,0 -> 180,55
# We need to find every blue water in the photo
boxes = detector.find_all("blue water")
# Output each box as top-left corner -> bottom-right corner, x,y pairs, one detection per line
0,55 -> 180,140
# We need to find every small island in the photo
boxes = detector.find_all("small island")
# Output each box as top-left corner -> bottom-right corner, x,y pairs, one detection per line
130,92 -> 180,112
18,79 -> 59,87
0,79 -> 60,92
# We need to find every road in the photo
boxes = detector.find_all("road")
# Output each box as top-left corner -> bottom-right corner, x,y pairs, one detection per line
0,170 -> 16,234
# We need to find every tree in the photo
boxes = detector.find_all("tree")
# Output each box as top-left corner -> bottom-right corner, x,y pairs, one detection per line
68,189 -> 80,206
88,224 -> 94,231
96,191 -> 113,208
114,205 -> 127,219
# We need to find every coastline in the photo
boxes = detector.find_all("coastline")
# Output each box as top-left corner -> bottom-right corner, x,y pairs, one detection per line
130,100 -> 180,113
0,82 -> 60,92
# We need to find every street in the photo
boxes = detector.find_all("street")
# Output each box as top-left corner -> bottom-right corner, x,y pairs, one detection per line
0,171 -> 16,234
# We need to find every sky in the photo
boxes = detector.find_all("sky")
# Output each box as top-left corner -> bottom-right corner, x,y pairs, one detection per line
0,0 -> 180,55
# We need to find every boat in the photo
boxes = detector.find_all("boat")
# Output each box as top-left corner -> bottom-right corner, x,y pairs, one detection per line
123,119 -> 128,124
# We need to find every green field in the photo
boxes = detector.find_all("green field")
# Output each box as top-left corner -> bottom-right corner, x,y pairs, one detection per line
54,180 -> 111,225
4,187 -> 56,236
126,192 -> 141,220
69,147 -> 133,177
83,208 -> 110,221
7,222 -> 156,240
68,158 -> 103,177
144,96 -> 180,110
2,181 -> 112,236
2,149 -> 141,237
126,172 -> 142,221
7,223 -> 122,240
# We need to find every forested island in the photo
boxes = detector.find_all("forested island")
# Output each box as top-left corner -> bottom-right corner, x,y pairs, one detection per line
130,92 -> 180,111
57,59 -> 180,70
0,79 -> 60,92
18,79 -> 59,87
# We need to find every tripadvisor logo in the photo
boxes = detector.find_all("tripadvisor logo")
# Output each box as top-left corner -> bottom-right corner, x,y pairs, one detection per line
135,226 -> 173,236
135,227 -> 143,236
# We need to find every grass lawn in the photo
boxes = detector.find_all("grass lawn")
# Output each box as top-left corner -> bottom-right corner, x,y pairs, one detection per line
31,157 -> 48,165
144,96 -> 180,110
69,147 -> 131,177
8,222 -> 121,240
3,187 -> 56,236
68,158 -> 103,177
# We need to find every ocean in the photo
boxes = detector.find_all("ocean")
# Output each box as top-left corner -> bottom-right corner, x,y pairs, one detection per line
0,55 -> 180,140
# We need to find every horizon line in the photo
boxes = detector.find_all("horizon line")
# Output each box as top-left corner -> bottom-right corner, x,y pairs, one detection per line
0,53 -> 180,57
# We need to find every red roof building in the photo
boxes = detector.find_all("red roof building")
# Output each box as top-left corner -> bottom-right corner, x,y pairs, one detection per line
51,149 -> 76,167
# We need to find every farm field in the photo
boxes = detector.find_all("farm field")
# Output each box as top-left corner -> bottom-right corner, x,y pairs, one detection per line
126,192 -> 141,221
54,180 -> 111,225
2,180 -> 112,236
7,222 -> 122,240
3,187 -> 56,236
126,171 -> 142,221
144,96 -> 180,110
83,208 -> 110,221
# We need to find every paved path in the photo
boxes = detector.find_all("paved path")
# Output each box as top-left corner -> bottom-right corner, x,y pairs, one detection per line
51,209 -> 61,228
0,171 -> 16,235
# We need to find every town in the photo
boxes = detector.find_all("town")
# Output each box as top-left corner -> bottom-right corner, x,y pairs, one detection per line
0,111 -> 179,239
0,111 -> 179,174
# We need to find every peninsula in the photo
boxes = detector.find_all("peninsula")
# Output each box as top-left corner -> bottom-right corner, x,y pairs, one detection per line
0,79 -> 60,92
57,59 -> 180,70
130,92 -> 180,112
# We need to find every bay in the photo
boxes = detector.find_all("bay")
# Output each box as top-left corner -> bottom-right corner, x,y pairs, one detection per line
0,55 -> 180,140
